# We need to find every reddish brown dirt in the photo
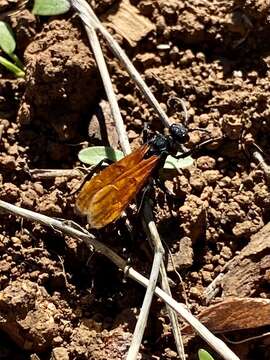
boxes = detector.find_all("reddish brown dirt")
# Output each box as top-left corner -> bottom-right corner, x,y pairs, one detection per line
1,0 -> 270,359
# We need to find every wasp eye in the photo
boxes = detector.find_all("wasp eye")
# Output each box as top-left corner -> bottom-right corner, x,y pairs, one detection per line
169,123 -> 189,143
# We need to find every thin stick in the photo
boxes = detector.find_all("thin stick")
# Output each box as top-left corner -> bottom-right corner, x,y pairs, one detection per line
160,260 -> 186,359
73,4 -> 165,357
29,168 -> 83,179
0,200 -> 239,360
222,331 -> 270,345
70,0 -> 171,128
204,272 -> 225,304
126,203 -> 164,360
0,200 -> 126,270
252,150 -> 270,183
143,202 -> 185,359
84,25 -> 130,154
71,2 -> 185,356
127,250 -> 163,359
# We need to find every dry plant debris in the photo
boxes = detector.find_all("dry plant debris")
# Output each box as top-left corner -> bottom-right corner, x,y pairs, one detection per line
103,0 -> 155,47
183,297 -> 270,334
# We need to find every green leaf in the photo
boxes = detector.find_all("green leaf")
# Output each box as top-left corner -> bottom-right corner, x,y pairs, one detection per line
0,56 -> 25,77
198,349 -> 215,360
32,0 -> 71,15
0,21 -> 16,55
79,146 -> 194,171
78,146 -> 124,165
8,53 -> 24,70
163,153 -> 194,170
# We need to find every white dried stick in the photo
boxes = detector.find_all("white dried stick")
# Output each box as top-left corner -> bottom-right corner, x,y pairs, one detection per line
84,24 -> 130,154
70,0 -> 170,128
72,4 -> 166,357
0,200 -> 239,360
72,2 -> 186,357
126,204 -> 164,360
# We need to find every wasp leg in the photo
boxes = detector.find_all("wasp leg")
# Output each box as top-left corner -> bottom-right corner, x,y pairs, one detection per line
138,178 -> 178,209
177,136 -> 224,159
68,158 -> 114,197
154,178 -> 178,199
142,123 -> 151,143
137,179 -> 154,213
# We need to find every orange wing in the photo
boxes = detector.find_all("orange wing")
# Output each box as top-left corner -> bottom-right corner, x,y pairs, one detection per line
76,144 -> 149,214
76,144 -> 159,228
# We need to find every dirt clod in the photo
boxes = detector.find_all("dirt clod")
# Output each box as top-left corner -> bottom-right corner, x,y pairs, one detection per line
0,279 -> 59,351
221,222 -> 270,297
18,19 -> 101,141
51,347 -> 69,360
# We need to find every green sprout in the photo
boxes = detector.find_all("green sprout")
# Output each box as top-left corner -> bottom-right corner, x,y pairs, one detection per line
78,146 -> 194,172
0,21 -> 25,78
198,349 -> 215,360
32,0 -> 70,16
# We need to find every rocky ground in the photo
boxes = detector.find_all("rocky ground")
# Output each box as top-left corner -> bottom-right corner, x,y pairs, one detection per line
1,0 -> 270,359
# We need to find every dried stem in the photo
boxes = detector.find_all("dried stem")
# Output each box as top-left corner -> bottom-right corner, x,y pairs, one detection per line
127,203 -> 165,360
0,199 -> 239,360
160,260 -> 186,358
252,150 -> 270,183
29,168 -> 83,179
142,202 -> 186,360
84,24 -> 130,154
70,0 -> 170,128
71,2 -> 169,357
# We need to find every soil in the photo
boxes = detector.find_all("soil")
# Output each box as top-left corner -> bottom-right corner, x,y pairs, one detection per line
1,0 -> 270,359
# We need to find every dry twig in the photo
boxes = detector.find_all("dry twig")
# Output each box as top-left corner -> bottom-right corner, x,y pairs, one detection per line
29,168 -> 83,179
0,199 -> 239,360
84,24 -> 130,154
68,2 -> 238,359
252,149 -> 270,183
71,0 -> 170,128
143,202 -> 185,359
71,2 -> 176,358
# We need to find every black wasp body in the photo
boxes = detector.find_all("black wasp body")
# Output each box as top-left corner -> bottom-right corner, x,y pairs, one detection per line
145,123 -> 190,167
75,122 -> 210,228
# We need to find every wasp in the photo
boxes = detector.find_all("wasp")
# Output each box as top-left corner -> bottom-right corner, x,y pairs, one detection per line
76,123 -> 209,229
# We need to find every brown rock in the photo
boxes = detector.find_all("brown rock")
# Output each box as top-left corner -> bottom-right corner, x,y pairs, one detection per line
18,19 -> 100,141
221,222 -> 270,297
103,0 -> 155,47
196,156 -> 216,170
0,280 -> 61,351
51,347 -> 69,360
167,237 -> 194,272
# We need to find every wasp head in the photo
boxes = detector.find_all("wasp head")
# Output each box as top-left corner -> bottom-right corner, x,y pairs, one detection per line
169,123 -> 189,144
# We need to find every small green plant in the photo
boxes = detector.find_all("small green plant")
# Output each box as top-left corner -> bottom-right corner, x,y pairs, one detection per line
32,0 -> 70,15
78,146 -> 194,171
0,21 -> 25,78
0,0 -> 71,76
198,349 -> 215,360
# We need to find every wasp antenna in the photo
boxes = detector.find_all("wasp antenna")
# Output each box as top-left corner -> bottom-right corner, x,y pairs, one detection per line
167,96 -> 188,125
